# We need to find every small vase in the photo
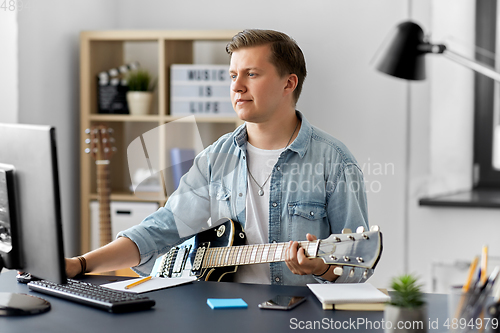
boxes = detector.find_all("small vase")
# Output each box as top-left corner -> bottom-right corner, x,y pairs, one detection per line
384,304 -> 427,333
126,91 -> 153,115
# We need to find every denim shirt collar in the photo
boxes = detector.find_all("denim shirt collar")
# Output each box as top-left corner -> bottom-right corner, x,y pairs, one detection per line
233,110 -> 311,158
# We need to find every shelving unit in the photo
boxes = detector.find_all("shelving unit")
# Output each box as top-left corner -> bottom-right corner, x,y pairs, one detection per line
79,30 -> 242,257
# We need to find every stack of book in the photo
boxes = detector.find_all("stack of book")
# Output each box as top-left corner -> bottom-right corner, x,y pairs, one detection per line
170,64 -> 233,116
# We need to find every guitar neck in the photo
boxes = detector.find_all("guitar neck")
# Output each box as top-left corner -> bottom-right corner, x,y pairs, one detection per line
202,241 -> 317,269
96,161 -> 112,246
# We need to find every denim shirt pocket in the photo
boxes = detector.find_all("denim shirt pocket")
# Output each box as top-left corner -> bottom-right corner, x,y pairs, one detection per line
287,202 -> 328,241
209,182 -> 232,219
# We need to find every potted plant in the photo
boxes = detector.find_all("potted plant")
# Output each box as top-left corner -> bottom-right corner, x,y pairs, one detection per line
384,274 -> 427,333
126,69 -> 156,115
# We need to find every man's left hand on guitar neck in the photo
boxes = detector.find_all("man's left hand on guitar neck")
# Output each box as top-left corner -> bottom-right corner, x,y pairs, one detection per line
284,233 -> 340,282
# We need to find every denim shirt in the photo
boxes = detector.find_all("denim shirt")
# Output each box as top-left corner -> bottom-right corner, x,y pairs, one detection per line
118,111 -> 372,286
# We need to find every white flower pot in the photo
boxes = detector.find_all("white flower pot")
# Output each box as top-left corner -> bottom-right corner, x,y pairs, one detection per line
384,304 -> 427,333
126,91 -> 153,115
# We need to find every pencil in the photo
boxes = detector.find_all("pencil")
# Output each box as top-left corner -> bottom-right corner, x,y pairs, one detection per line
463,256 -> 479,292
480,245 -> 488,285
125,276 -> 152,289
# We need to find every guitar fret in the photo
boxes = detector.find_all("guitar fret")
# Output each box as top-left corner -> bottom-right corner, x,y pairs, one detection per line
242,245 -> 251,265
236,246 -> 243,265
230,247 -> 238,265
274,244 -> 284,261
217,247 -> 224,267
249,245 -> 258,264
208,248 -> 216,267
261,245 -> 270,262
223,248 -> 231,267
212,247 -> 219,267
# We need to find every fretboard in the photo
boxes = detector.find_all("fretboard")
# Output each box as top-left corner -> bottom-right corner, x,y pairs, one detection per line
96,161 -> 112,247
201,241 -> 319,268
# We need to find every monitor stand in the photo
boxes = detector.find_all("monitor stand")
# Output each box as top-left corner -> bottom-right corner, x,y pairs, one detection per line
0,260 -> 51,316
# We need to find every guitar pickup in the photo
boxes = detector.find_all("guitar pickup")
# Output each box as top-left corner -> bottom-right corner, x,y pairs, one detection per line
191,242 -> 209,275
171,244 -> 191,276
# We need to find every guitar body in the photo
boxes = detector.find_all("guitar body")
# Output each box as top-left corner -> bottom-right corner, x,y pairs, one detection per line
151,218 -> 383,283
193,218 -> 246,281
152,218 -> 246,282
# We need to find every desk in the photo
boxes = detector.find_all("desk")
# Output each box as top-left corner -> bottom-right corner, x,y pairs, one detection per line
0,270 -> 449,333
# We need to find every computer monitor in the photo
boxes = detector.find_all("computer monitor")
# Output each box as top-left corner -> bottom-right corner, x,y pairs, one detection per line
0,123 -> 67,315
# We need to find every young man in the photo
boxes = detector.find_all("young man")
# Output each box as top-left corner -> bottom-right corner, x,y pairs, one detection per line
66,29 -> 371,285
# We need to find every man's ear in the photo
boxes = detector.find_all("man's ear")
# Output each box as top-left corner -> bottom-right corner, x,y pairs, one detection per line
284,74 -> 298,96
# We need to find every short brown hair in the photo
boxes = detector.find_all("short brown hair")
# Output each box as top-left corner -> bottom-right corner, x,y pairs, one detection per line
226,29 -> 307,104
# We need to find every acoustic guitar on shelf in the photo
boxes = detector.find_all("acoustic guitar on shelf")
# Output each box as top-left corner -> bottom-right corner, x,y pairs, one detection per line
85,125 -> 116,247
151,218 -> 382,282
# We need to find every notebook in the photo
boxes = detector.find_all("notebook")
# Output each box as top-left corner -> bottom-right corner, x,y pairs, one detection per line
307,283 -> 390,309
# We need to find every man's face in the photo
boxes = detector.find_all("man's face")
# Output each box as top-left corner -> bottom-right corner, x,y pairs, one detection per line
229,44 -> 290,123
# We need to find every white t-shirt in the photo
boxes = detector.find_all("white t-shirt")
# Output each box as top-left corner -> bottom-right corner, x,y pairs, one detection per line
234,142 -> 283,284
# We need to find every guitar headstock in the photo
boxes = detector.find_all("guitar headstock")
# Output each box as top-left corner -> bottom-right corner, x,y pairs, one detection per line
315,225 -> 382,270
85,125 -> 116,161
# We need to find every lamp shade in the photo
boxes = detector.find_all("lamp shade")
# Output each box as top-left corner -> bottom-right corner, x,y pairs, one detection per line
374,21 -> 427,80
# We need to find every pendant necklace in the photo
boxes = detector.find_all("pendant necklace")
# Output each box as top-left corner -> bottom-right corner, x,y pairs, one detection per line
246,120 -> 299,196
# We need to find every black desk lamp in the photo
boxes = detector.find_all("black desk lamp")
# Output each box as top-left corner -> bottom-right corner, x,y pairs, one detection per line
374,20 -> 500,82
372,20 -> 500,273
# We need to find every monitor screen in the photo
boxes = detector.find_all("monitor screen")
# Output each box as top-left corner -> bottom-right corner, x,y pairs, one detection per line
0,123 -> 66,284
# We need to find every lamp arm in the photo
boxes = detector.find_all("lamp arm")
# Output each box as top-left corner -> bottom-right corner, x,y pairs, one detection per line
442,48 -> 500,83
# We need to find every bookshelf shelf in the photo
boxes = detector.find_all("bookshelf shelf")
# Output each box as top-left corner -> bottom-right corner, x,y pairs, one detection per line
80,30 -> 242,254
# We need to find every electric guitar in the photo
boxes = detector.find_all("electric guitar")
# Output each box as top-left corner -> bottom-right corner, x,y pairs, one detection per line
85,125 -> 116,247
151,218 -> 382,282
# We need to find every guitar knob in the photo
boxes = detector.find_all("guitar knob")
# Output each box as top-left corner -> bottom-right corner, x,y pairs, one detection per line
341,228 -> 352,234
370,225 -> 380,232
356,226 -> 365,233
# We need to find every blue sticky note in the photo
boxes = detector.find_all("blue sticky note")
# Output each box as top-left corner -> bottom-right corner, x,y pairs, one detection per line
207,298 -> 248,309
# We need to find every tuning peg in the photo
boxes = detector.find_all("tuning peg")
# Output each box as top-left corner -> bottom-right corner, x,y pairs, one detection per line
84,148 -> 90,154
85,128 -> 90,134
85,138 -> 91,144
333,267 -> 343,276
112,147 -> 117,152
370,225 -> 380,232
356,226 -> 365,233
341,228 -> 352,234
110,138 -> 116,143
108,128 -> 114,134
104,148 -> 109,153
102,138 -> 108,143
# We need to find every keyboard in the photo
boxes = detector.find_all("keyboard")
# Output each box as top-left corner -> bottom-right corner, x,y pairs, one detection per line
28,279 -> 155,313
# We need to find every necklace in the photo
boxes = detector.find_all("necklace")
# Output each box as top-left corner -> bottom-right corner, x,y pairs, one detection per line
246,119 -> 299,196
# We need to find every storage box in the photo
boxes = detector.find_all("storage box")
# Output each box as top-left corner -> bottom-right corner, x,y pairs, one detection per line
90,201 -> 159,250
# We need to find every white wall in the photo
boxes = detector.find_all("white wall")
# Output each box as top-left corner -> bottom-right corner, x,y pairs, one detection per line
0,9 -> 18,123
17,0 -> 120,256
